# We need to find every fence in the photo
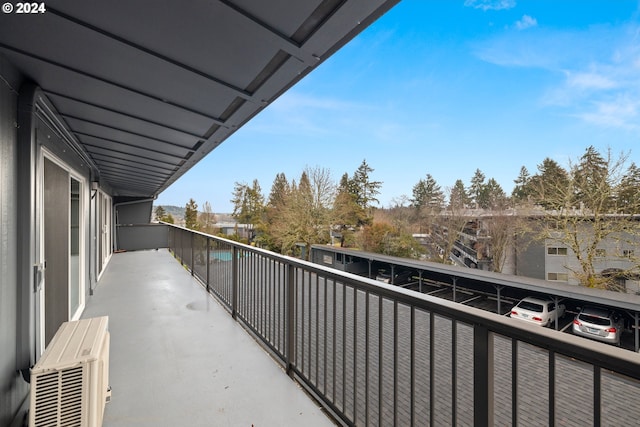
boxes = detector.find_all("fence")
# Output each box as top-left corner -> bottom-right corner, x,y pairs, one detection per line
168,224 -> 640,426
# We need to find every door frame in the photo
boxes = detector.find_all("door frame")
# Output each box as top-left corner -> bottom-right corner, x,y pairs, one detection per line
37,147 -> 87,350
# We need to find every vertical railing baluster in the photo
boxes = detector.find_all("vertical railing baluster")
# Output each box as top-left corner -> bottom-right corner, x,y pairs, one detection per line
315,273 -> 320,387
393,300 -> 398,427
331,279 -> 338,404
286,263 -> 295,377
308,271 -> 312,378
429,311 -> 435,427
206,237 -> 210,293
549,350 -> 555,427
323,276 -> 328,397
190,231 -> 194,275
452,320 -> 457,426
342,282 -> 346,412
301,269 -> 306,374
594,365 -> 601,426
268,256 -> 272,345
277,260 -> 281,351
512,338 -> 518,426
365,291 -> 369,427
378,296 -> 383,427
635,312 -> 639,353
353,286 -> 358,424
410,306 -> 415,427
473,325 -> 494,426
232,245 -> 238,319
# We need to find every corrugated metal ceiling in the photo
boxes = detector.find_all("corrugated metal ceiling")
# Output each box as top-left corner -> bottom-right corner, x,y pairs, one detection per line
0,0 -> 399,197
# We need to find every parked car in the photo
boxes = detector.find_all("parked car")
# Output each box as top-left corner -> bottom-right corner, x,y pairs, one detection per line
572,305 -> 625,345
376,269 -> 414,285
510,297 -> 566,327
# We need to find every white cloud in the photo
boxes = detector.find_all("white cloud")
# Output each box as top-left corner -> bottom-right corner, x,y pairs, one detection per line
515,15 -> 537,30
474,22 -> 640,132
472,31 -> 564,68
566,72 -> 617,90
575,97 -> 639,130
464,0 -> 516,11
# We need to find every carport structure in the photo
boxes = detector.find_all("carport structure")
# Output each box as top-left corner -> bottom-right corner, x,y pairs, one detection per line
311,244 -> 640,351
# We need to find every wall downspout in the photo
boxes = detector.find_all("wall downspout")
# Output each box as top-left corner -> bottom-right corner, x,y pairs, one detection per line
16,82 -> 38,378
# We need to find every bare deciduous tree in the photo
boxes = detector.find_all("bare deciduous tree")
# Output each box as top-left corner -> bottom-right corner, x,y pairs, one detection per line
199,201 -> 217,235
530,147 -> 640,289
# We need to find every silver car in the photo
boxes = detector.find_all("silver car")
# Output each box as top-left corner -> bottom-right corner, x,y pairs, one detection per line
572,305 -> 624,345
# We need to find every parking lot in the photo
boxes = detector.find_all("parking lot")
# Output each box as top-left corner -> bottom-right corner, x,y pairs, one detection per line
397,276 -> 639,352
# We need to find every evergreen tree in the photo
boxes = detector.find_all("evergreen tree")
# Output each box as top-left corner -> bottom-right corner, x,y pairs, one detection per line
469,169 -> 487,209
449,179 -> 470,209
617,162 -> 640,214
267,173 -> 290,210
485,178 -> 507,209
333,172 -> 367,235
350,159 -> 382,216
260,173 -> 291,250
154,205 -> 166,222
184,198 -> 199,230
411,173 -> 444,211
529,158 -> 570,209
410,173 -> 444,235
231,180 -> 265,225
572,145 -> 611,210
511,166 -> 531,203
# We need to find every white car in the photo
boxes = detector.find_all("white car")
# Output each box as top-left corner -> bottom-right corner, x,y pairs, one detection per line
510,297 -> 565,327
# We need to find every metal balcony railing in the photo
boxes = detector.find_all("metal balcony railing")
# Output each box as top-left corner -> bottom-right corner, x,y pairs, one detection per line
167,224 -> 640,426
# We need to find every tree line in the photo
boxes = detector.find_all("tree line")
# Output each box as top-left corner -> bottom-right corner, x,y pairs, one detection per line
173,147 -> 640,290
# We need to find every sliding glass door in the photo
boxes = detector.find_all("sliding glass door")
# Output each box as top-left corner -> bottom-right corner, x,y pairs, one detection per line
42,154 -> 85,345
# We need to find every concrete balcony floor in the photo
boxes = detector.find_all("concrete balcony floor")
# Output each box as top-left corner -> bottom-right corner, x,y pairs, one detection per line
82,249 -> 333,427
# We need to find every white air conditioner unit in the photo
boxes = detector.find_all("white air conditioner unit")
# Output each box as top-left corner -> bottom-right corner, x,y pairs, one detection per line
29,316 -> 111,427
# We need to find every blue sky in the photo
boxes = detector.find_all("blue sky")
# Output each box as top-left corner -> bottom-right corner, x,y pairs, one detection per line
155,0 -> 640,213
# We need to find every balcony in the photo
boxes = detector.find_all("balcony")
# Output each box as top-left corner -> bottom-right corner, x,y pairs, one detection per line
89,224 -> 640,426
82,248 -> 332,427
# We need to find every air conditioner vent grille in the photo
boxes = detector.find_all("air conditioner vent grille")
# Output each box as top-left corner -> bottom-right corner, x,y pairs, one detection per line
32,366 -> 84,427
29,317 -> 110,427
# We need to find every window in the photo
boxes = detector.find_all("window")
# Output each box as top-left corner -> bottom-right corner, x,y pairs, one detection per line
547,247 -> 568,255
516,300 -> 544,312
623,249 -> 635,258
547,272 -> 569,281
